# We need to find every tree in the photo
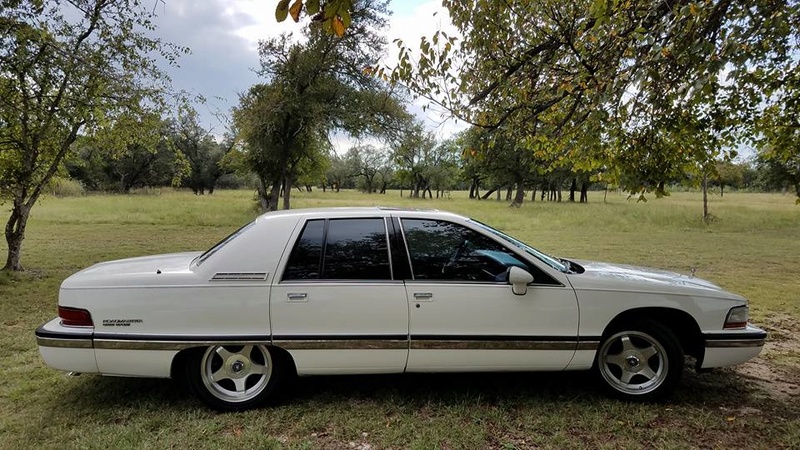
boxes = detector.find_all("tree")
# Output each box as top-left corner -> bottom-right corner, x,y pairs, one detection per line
169,110 -> 228,195
752,34 -> 800,204
236,0 -> 410,211
0,0 -> 181,270
389,0 -> 799,206
323,153 -> 352,191
393,122 -> 437,198
66,113 -> 189,192
712,160 -> 746,197
344,144 -> 387,193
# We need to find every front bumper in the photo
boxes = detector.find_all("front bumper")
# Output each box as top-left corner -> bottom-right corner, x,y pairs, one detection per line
700,324 -> 767,369
36,318 -> 98,373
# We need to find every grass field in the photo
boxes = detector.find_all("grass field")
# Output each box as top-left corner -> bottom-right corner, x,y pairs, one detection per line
1,189 -> 798,449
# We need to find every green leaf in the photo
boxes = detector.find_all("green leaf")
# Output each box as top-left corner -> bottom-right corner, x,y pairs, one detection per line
306,0 -> 320,15
275,0 -> 290,22
340,8 -> 351,28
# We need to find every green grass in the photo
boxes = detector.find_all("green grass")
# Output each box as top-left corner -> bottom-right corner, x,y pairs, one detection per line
1,189 -> 798,449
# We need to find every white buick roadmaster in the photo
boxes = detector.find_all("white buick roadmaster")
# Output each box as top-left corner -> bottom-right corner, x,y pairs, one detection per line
36,208 -> 766,411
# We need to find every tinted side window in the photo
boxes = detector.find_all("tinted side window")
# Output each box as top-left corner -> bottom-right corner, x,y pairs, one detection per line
283,220 -> 325,280
322,218 -> 391,280
402,219 -> 530,282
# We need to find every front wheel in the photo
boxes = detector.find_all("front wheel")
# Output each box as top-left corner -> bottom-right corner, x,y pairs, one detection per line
184,344 -> 284,411
595,321 -> 683,401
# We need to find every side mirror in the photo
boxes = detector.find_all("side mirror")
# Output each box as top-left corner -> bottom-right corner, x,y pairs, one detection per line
508,266 -> 534,295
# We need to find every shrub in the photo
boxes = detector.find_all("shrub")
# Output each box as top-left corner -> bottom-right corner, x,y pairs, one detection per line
47,177 -> 85,197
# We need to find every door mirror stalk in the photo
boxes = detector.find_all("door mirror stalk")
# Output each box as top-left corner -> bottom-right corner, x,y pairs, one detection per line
508,266 -> 534,295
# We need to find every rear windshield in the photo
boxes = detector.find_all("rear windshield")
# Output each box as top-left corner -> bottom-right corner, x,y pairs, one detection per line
195,221 -> 255,266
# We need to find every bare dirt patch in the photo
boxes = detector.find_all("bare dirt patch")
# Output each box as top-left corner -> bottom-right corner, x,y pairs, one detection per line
735,314 -> 800,401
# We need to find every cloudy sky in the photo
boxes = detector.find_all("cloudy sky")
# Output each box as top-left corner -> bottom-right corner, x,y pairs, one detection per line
149,0 -> 464,149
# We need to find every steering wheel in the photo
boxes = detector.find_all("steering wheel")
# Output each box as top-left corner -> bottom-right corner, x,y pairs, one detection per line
442,239 -> 468,274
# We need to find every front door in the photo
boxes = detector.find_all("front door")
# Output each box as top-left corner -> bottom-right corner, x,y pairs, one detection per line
399,218 -> 579,372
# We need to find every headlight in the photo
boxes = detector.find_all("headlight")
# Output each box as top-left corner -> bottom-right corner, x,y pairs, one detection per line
724,305 -> 749,329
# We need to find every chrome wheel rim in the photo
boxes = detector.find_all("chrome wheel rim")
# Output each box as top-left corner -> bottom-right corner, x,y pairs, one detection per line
599,330 -> 668,395
201,345 -> 272,403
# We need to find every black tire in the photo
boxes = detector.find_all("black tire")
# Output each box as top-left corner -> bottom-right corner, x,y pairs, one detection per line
594,320 -> 683,401
184,344 -> 286,412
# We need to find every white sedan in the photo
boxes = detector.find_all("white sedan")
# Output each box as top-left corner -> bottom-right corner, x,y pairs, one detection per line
36,207 -> 766,411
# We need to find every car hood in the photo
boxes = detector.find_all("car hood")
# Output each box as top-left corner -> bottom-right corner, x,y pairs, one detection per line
566,260 -> 743,299
61,252 -> 202,289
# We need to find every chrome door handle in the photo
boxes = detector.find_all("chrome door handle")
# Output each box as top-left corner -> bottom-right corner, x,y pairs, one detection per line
287,293 -> 308,302
413,292 -> 433,301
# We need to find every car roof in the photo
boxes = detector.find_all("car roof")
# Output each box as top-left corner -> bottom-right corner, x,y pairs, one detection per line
255,206 -> 466,222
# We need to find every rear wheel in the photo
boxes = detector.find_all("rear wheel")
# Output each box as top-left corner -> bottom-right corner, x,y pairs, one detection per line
185,344 -> 284,411
595,321 -> 683,401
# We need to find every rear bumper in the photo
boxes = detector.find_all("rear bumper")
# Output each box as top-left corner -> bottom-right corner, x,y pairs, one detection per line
700,325 -> 766,369
36,318 -> 98,373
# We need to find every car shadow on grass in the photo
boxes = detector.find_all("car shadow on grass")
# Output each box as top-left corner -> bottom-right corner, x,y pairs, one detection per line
48,365 -> 787,416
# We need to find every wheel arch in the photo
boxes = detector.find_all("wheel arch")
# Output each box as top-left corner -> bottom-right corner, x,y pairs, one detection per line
602,307 -> 704,360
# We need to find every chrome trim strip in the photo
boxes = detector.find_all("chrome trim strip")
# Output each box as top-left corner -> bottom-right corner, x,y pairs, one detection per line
52,336 -> 601,352
411,340 -> 593,351
274,339 -> 409,350
94,339 -> 271,351
576,341 -> 601,351
706,339 -> 766,348
37,337 -> 93,349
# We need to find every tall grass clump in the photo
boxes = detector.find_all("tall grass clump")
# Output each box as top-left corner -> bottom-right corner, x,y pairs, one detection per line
45,177 -> 85,197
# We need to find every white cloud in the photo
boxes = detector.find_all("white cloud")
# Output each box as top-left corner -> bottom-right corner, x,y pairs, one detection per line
224,0 -> 307,49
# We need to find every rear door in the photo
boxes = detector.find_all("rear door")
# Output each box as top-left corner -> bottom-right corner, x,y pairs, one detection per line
270,216 -> 409,374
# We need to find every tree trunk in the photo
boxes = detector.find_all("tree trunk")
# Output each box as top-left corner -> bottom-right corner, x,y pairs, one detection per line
496,188 -> 501,201
795,181 -> 800,204
569,178 -> 577,202
511,181 -> 525,208
720,184 -> 724,197
580,182 -> 588,203
505,187 -> 512,201
702,173 -> 709,220
481,187 -> 498,200
283,177 -> 292,210
268,180 -> 281,211
3,202 -> 32,271
557,187 -> 562,202
531,188 -> 536,202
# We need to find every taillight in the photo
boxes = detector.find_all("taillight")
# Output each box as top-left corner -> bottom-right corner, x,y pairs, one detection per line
58,306 -> 93,327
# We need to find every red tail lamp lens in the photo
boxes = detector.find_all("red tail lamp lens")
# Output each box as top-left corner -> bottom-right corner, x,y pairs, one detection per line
58,306 -> 93,327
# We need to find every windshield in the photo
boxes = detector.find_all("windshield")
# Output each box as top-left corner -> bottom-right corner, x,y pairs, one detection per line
195,221 -> 255,266
469,219 -> 568,273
